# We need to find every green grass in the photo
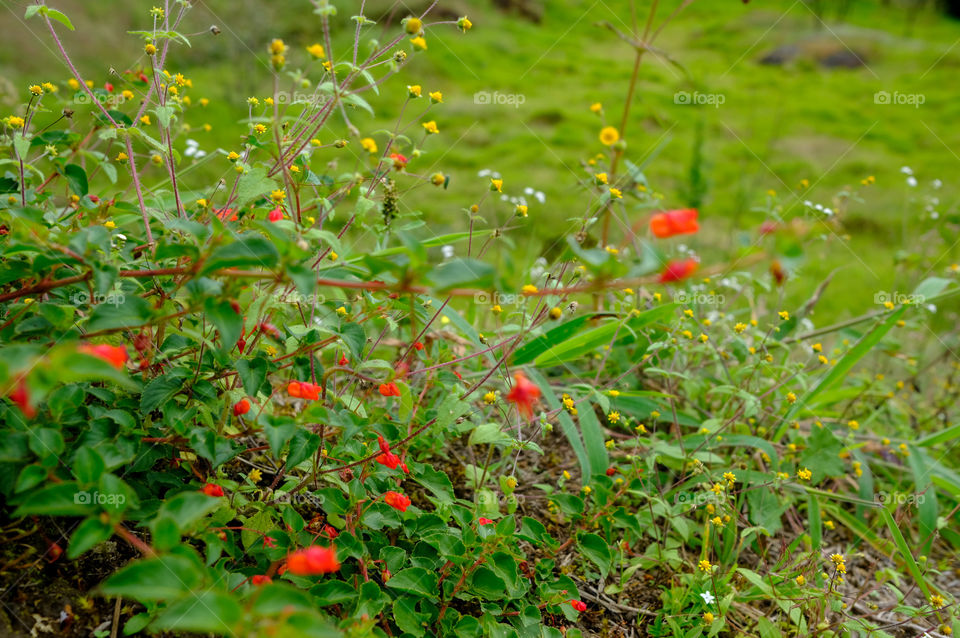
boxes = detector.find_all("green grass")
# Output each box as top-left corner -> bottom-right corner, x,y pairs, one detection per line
3,0 -> 960,321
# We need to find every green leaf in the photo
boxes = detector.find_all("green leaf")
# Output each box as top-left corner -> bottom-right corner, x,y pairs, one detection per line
13,482 -> 89,516
385,567 -> 437,597
140,368 -> 191,414
235,357 -> 269,397
152,491 -> 222,535
577,532 -> 612,578
286,429 -> 321,468
86,296 -> 153,332
73,447 -> 106,484
45,8 -> 75,30
201,235 -> 280,274
798,427 -> 844,484
511,315 -> 594,365
205,298 -> 243,353
235,166 -> 277,208
576,400 -> 609,478
68,517 -> 114,558
101,555 -> 202,600
64,163 -> 88,196
429,258 -> 495,291
152,591 -> 241,633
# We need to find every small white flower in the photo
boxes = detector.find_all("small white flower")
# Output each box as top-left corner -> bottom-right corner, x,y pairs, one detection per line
823,208 -> 833,216
700,591 -> 716,605
932,179 -> 942,189
441,245 -> 454,259
534,191 -> 546,204
803,200 -> 813,207
907,176 -> 918,187
900,166 -> 913,175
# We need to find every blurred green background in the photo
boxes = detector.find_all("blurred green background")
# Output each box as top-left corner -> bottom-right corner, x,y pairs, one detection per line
2,0 -> 960,321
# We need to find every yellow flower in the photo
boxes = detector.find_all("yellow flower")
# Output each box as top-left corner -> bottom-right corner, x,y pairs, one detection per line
199,98 -> 209,107
103,221 -> 117,229
698,559 -> 712,572
734,322 -> 747,334
711,483 -> 724,494
521,284 -> 538,294
405,16 -> 423,35
608,411 -> 620,424
778,310 -> 790,320
227,151 -> 240,161
196,198 -> 208,208
490,178 -> 503,193
268,38 -> 287,55
41,82 -> 57,93
145,43 -> 157,55
930,594 -> 945,610
115,152 -> 128,162
431,172 -> 445,186
723,471 -> 736,483
336,306 -> 347,316
549,307 -> 562,320
698,333 -> 709,343
609,187 -> 622,199
785,392 -> 797,404
429,91 -> 443,103
247,97 -> 260,106
590,102 -> 602,113
599,126 -> 620,145
505,476 -> 517,489
306,43 -> 326,59
67,78 -> 80,90
594,172 -> 608,185
422,120 -> 439,134
562,470 -> 571,480
254,123 -> 267,134
515,204 -> 528,217
797,468 -> 812,480
140,115 -> 151,126
249,468 -> 263,483
151,154 -> 163,165
795,575 -> 805,585
310,138 -> 322,147
483,391 -> 496,405
491,304 -> 502,315
270,189 -> 286,203
29,84 -> 43,96
121,89 -> 135,101
410,36 -> 427,51
360,137 -> 378,153
6,116 -> 25,129
650,410 -> 660,419
458,16 -> 473,31
407,85 -> 422,98
702,612 -> 714,624
847,420 -> 859,430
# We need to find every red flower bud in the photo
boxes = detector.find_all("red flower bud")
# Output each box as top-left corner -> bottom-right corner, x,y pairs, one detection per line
201,483 -> 224,497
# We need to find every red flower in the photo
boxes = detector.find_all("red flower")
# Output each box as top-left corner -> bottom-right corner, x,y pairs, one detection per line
478,518 -> 494,526
570,599 -> 587,612
389,153 -> 408,170
375,435 -> 409,473
338,354 -> 348,366
236,327 -> 247,354
214,207 -> 238,222
251,575 -> 272,586
79,344 -> 129,370
414,341 -> 424,351
506,371 -> 541,420
649,208 -> 699,239
288,381 -> 321,401
286,545 -> 340,575
262,536 -> 276,548
322,524 -> 339,539
379,382 -> 401,397
771,259 -> 786,285
384,491 -> 411,512
233,399 -> 251,416
268,207 -> 283,222
658,258 -> 698,283
104,82 -> 114,93
201,483 -> 224,497
759,220 -> 778,235
605,467 -> 617,476
9,378 -> 35,419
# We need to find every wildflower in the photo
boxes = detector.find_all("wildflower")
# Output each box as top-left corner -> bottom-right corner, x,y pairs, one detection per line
650,208 -> 699,239
233,399 -> 251,416
254,124 -> 267,134
723,471 -> 736,484
505,476 -> 518,489
287,381 -> 321,401
847,420 -> 859,430
491,304 -> 503,314
599,126 -> 620,145
711,516 -> 723,526
410,36 -> 427,50
336,306 -> 347,316
421,121 -> 439,134
286,545 -> 340,575
778,310 -> 790,320
457,16 -> 473,31
570,600 -> 587,612
384,491 -> 411,512
270,189 -> 285,204
658,259 -> 698,283
609,187 -> 623,199
306,43 -> 326,59
5,116 -> 25,129
506,371 -> 541,420
830,554 -> 846,573
699,333 -> 709,343
374,382 -> 400,399
78,344 -> 128,369
431,172 -> 446,186
404,16 -> 423,35
930,594 -> 945,609
521,284 -> 538,294
140,115 -> 151,126
360,137 -> 378,153
29,84 -> 43,96
594,172 -> 608,185
478,517 -> 494,526
795,574 -> 805,585
251,575 -> 271,586
389,153 -> 408,169
785,392 -> 797,404
483,391 -> 496,405
376,435 -> 409,473
145,43 -> 157,55
590,102 -> 603,113
201,483 -> 224,497
711,483 -> 724,494
698,559 -> 712,572
703,612 -> 715,624
407,84 -> 422,98
734,322 -> 747,334
429,91 -> 443,103
797,468 -> 812,481
516,204 -> 528,217
651,410 -> 660,419
549,306 -> 562,320
8,378 -> 35,419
